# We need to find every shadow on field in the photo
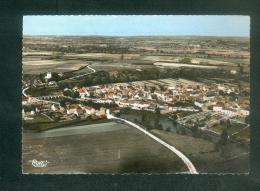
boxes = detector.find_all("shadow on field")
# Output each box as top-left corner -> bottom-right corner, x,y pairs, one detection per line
117,153 -> 185,173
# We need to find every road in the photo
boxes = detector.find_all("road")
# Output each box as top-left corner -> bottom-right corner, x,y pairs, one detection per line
58,65 -> 96,82
41,113 -> 54,122
22,87 -> 29,97
107,114 -> 198,174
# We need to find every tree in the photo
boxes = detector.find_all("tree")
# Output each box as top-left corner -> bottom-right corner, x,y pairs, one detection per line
219,90 -> 225,96
245,115 -> 250,124
151,86 -> 156,93
179,57 -> 192,64
180,128 -> 186,135
72,91 -> 80,98
159,85 -> 166,91
154,116 -> 160,128
172,119 -> 177,127
155,107 -> 160,115
226,119 -> 231,129
219,128 -> 228,145
144,116 -> 150,127
59,100 -> 66,108
141,114 -> 145,124
191,124 -> 201,138
63,89 -> 71,97
157,123 -> 163,130
50,72 -> 60,82
39,73 -> 45,82
144,84 -> 148,91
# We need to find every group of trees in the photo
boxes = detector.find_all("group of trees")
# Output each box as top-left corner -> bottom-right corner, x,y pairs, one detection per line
215,119 -> 231,150
81,100 -> 118,110
179,68 -> 232,81
121,108 -> 164,131
63,89 -> 80,98
56,66 -> 236,92
39,72 -> 75,83
179,57 -> 192,64
27,87 -> 59,97
58,68 -> 181,89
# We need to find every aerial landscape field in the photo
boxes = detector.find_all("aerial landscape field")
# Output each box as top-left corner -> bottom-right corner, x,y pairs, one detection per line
22,16 -> 250,174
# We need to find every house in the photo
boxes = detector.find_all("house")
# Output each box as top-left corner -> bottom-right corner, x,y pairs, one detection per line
91,114 -> 107,120
78,88 -> 90,98
30,110 -> 36,115
240,109 -> 250,116
213,106 -> 236,117
95,107 -> 106,116
48,81 -> 57,86
230,70 -> 237,74
82,106 -> 95,115
213,106 -> 222,112
22,109 -> 25,117
51,104 -> 58,111
44,72 -> 52,81
194,101 -> 204,108
221,108 -> 236,117
22,97 -> 29,105
67,104 -> 83,116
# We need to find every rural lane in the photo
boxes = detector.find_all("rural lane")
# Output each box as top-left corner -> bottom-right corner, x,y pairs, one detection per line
107,114 -> 198,174
22,87 -> 29,97
58,65 -> 96,82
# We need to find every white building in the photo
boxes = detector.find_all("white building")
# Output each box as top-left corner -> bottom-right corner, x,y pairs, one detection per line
51,104 -> 57,111
230,70 -> 237,74
44,72 -> 52,81
213,106 -> 236,117
82,106 -> 95,115
194,101 -> 204,108
240,109 -> 250,116
213,106 -> 222,112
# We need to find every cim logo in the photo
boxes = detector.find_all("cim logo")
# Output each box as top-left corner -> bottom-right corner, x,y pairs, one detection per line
30,159 -> 49,167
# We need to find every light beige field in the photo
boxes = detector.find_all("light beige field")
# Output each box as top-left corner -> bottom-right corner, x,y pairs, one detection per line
23,59 -> 88,74
154,62 -> 218,68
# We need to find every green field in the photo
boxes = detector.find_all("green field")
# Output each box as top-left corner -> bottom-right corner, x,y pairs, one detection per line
23,121 -> 187,173
232,128 -> 250,144
25,114 -> 51,124
151,129 -> 249,173
209,123 -> 247,136
23,118 -> 111,132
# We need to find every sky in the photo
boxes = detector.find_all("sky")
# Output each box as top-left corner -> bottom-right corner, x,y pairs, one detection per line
23,15 -> 250,37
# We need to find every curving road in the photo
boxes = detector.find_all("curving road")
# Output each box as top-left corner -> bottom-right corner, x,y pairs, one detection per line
58,65 -> 96,82
107,114 -> 198,174
22,87 -> 29,97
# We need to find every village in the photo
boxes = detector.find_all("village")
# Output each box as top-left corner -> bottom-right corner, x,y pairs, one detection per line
22,73 -> 250,144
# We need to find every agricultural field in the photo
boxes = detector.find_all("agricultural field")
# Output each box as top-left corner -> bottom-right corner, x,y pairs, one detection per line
151,129 -> 249,173
209,122 -> 248,136
23,59 -> 88,74
23,121 -> 187,173
23,36 -> 250,75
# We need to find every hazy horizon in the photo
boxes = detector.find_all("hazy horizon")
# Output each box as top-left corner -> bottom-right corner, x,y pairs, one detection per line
23,15 -> 250,37
23,34 -> 250,38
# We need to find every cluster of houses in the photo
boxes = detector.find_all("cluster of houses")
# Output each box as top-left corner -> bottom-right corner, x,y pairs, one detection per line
65,104 -> 107,120
22,98 -> 107,121
22,78 -> 250,124
72,80 -> 249,117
